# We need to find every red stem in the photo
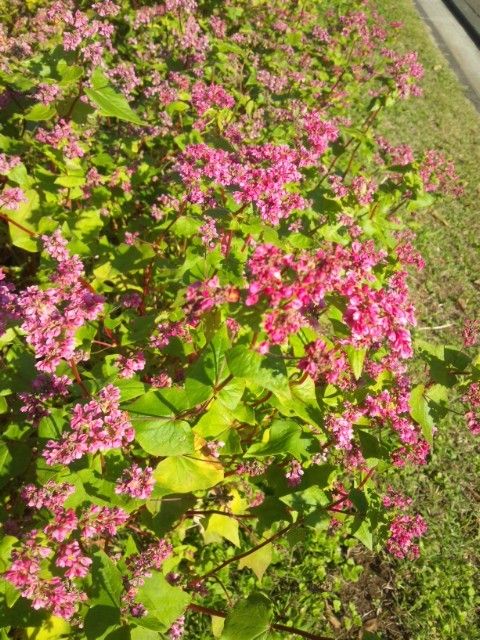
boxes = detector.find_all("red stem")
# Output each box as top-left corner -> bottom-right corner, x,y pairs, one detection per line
0,213 -> 37,237
199,519 -> 302,582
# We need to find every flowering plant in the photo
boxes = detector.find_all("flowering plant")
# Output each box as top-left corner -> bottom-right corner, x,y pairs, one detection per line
0,0 -> 475,638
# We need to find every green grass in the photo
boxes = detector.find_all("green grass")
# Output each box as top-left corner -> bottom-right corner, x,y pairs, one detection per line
374,1 -> 480,638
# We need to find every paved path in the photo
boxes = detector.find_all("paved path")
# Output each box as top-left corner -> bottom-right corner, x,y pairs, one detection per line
414,0 -> 480,110
447,0 -> 480,40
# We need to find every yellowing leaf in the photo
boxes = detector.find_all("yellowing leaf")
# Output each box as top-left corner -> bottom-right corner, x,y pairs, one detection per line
238,543 -> 272,581
212,616 -> 225,638
154,455 -> 223,495
204,514 -> 240,547
26,616 -> 70,639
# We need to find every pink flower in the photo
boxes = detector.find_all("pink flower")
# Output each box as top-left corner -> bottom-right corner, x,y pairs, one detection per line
118,352 -> 146,378
80,505 -> 129,539
351,176 -> 377,206
21,481 -> 75,511
18,232 -> 104,373
44,385 -> 134,465
191,81 -> 234,115
285,460 -> 304,487
150,372 -> 173,388
302,111 -> 338,157
169,615 -> 185,639
56,541 -> 92,578
36,120 -> 84,159
463,319 -> 479,348
45,509 -> 78,542
386,514 -> 427,559
463,382 -> 480,436
115,464 -> 155,499
0,187 -> 27,210
0,153 -> 21,175
299,339 -> 350,387
35,83 -> 61,105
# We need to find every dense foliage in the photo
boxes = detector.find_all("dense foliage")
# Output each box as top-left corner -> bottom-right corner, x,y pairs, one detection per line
0,1 -> 477,638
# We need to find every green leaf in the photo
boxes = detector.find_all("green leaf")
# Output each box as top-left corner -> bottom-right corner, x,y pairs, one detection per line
131,629 -> 160,640
136,572 -> 191,631
154,456 -> 224,494
221,592 -> 273,640
246,420 -> 308,458
226,346 -> 262,378
345,346 -> 367,380
0,440 -> 32,489
212,616 -> 225,638
409,384 -> 435,445
85,68 -> 144,125
194,400 -> 234,437
5,189 -> 39,253
91,551 -> 123,608
350,515 -> 373,550
133,418 -> 194,456
54,174 -> 85,188
127,388 -> 188,417
185,330 -> 229,403
24,103 -> 56,121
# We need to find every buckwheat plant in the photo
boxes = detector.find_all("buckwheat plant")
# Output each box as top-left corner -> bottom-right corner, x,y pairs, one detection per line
0,0 -> 474,638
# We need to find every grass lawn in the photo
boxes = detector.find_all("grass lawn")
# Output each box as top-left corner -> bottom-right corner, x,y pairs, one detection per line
374,0 -> 480,637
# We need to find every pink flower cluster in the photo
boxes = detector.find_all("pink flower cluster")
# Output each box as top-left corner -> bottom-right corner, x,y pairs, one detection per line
351,176 -> 377,206
117,352 -> 146,378
169,615 -> 186,639
383,49 -> 424,99
115,463 -> 155,499
377,136 -> 414,166
326,404 -> 365,451
123,539 -> 173,617
17,232 -> 104,372
191,81 -> 234,115
419,150 -> 464,197
6,481 -> 129,619
299,339 -> 351,387
0,186 -> 27,210
151,320 -> 190,349
285,460 -> 304,487
183,276 -> 231,326
176,142 -> 309,225
0,268 -> 19,335
302,111 -> 339,157
35,82 -> 61,105
463,319 -> 479,348
386,514 -> 427,559
19,373 -> 71,425
0,153 -> 21,174
244,240 -> 415,357
43,384 -> 134,465
44,4 -> 116,66
463,382 -> 480,436
5,534 -> 86,619
36,120 -> 85,159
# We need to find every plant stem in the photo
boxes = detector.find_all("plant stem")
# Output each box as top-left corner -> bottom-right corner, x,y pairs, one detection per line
199,519 -> 303,581
0,213 -> 37,237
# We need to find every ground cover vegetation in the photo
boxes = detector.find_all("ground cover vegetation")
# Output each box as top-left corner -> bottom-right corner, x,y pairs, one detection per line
0,1 -> 478,638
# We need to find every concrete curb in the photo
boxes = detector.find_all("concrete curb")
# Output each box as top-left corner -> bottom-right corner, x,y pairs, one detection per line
444,0 -> 480,45
413,0 -> 480,111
